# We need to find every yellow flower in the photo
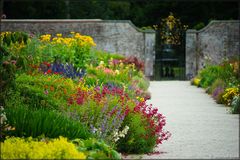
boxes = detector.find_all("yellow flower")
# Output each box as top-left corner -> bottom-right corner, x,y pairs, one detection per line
115,70 -> 120,75
99,61 -> 104,66
1,136 -> 86,159
40,34 -> 51,42
193,77 -> 201,86
56,33 -> 62,37
140,97 -> 145,102
222,87 -> 239,106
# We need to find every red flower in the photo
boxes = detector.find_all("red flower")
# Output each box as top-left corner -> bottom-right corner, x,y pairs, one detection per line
43,61 -> 51,67
47,69 -> 52,74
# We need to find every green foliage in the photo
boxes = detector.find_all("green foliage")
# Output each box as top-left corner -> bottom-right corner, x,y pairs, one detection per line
132,75 -> 150,91
4,99 -> 91,140
1,136 -> 87,159
209,78 -> 226,95
199,66 -> 220,88
195,59 -> 240,113
0,49 -> 17,106
1,136 -> 121,159
117,113 -> 156,153
4,0 -> 239,29
16,84 -> 60,110
193,22 -> 205,30
73,138 -> 121,159
24,33 -> 95,69
15,73 -> 76,110
231,95 -> 240,114
1,30 -> 164,155
85,64 -> 128,88
1,31 -> 28,46
88,49 -> 124,67
199,63 -> 234,88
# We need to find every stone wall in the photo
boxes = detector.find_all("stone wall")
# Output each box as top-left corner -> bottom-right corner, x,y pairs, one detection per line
1,19 -> 155,77
185,20 -> 240,79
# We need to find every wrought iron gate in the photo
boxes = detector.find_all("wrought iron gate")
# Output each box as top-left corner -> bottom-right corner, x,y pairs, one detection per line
153,31 -> 186,80
153,14 -> 186,80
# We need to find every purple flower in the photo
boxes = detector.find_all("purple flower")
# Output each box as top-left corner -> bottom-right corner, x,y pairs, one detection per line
212,86 -> 224,100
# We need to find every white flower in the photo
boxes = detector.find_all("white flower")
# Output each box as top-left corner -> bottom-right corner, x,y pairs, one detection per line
114,137 -> 120,142
115,70 -> 120,75
112,126 -> 130,142
99,61 -> 104,66
0,113 -> 7,124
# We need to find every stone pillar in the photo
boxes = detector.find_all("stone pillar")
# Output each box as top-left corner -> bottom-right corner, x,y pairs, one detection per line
185,29 -> 197,79
144,30 -> 156,78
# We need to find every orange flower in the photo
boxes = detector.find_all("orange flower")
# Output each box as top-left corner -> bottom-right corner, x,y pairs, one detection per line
50,86 -> 55,91
63,89 -> 67,94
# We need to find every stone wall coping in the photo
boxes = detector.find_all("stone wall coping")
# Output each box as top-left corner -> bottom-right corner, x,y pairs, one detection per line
186,20 -> 240,33
1,19 -> 155,33
1,19 -> 103,22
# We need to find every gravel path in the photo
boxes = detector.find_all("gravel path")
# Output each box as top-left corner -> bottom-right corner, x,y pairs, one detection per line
124,81 -> 239,159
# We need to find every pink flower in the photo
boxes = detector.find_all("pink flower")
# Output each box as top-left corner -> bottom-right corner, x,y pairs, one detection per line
44,90 -> 49,95
104,68 -> 114,74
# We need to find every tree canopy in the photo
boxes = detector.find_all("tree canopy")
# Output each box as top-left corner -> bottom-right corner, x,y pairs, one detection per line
2,0 -> 239,29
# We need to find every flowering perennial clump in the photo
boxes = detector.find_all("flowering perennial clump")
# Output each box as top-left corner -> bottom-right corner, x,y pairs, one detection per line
1,31 -> 171,156
38,61 -> 86,78
133,101 -> 171,145
1,136 -> 86,159
191,58 -> 240,114
223,87 -> 239,106
212,86 -> 225,103
113,125 -> 129,142
40,32 -> 96,47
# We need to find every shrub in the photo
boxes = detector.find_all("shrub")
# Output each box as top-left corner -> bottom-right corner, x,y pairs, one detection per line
117,101 -> 171,153
1,136 -> 86,159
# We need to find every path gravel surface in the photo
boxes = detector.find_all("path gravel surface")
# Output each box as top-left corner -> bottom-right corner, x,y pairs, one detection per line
124,81 -> 239,159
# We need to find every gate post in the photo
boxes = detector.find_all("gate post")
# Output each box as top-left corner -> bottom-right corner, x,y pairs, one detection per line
185,29 -> 197,80
144,30 -> 156,80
